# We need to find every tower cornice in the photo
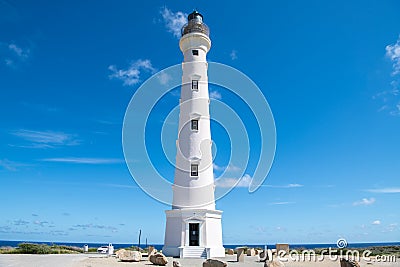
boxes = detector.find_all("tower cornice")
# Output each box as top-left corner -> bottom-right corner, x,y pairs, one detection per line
179,32 -> 211,54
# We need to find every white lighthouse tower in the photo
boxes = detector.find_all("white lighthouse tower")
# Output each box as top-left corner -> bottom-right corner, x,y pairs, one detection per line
163,11 -> 225,258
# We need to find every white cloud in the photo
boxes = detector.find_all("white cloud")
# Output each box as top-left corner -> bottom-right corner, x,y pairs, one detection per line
108,59 -> 155,86
11,129 -> 79,148
169,88 -> 180,97
372,220 -> 381,225
230,50 -> 238,60
261,183 -> 304,188
213,163 -> 240,172
386,35 -> 400,75
1,42 -> 30,67
215,174 -> 252,188
160,7 -> 187,38
373,88 -> 400,116
8,43 -> 30,59
287,183 -> 303,188
394,103 -> 400,116
376,36 -> 400,116
209,90 -> 222,100
13,219 -> 30,226
226,164 -> 241,172
213,164 -> 224,171
157,71 -> 172,85
33,220 -> 49,227
42,157 -> 124,164
366,187 -> 400,193
0,159 -> 29,171
5,58 -> 13,66
269,202 -> 295,205
386,223 -> 398,232
73,223 -> 117,231
353,197 -> 376,206
275,226 -> 286,231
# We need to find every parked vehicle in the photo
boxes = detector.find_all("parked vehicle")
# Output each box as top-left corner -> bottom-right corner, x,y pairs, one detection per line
97,246 -> 108,253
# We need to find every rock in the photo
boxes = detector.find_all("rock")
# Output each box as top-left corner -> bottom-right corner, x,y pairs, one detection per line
173,260 -> 182,267
264,260 -> 285,267
118,250 -> 142,262
148,246 -> 156,255
236,247 -> 245,262
275,244 -> 289,254
149,252 -> 168,266
247,248 -> 256,256
259,250 -> 269,262
202,259 -> 227,267
227,248 -> 234,255
115,249 -> 126,259
340,258 -> 360,267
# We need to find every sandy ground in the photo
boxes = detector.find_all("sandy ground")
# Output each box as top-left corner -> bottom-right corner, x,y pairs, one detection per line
0,254 -> 88,267
0,254 -> 398,267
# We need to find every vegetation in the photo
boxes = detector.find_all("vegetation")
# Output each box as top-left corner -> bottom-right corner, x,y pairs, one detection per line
0,243 -> 83,254
88,247 -> 98,253
116,246 -> 148,252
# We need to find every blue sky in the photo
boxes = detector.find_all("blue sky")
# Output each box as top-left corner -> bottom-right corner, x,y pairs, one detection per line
0,0 -> 400,245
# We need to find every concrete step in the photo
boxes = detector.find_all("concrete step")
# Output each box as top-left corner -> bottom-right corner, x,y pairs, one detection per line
182,247 -> 207,258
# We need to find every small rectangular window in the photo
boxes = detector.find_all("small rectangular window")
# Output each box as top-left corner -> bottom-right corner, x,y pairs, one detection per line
191,119 -> 199,130
192,80 -> 198,90
191,164 -> 199,177
192,50 -> 199,56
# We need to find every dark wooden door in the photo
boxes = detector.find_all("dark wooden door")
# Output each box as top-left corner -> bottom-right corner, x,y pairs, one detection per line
189,223 -> 199,246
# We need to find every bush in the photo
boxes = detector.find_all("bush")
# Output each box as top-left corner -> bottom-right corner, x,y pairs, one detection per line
18,243 -> 52,254
0,243 -> 84,254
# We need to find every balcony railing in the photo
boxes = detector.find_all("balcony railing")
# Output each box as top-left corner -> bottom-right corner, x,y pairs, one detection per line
181,21 -> 209,37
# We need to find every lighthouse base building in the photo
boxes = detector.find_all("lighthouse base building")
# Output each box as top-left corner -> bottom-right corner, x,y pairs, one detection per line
163,209 -> 224,258
162,11 -> 225,258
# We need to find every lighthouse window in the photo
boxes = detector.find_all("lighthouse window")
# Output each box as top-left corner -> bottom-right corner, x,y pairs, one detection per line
192,80 -> 199,90
192,50 -> 199,56
190,164 -> 199,177
191,119 -> 199,130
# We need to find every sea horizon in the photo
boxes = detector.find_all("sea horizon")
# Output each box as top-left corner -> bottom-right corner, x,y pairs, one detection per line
1,240 -> 399,251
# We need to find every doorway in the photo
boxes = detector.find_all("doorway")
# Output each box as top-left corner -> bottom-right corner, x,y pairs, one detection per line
189,223 -> 199,246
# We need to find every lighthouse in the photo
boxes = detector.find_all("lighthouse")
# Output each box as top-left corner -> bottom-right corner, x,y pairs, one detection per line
163,11 -> 225,258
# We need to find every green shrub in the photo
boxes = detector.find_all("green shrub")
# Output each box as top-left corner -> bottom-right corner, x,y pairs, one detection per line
88,247 -> 98,252
18,243 -> 52,254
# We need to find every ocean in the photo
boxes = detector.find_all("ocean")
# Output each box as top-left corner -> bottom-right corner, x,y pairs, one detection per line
0,240 -> 399,250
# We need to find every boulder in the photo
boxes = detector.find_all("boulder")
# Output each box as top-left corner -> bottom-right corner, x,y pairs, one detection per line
247,248 -> 256,256
119,250 -> 142,262
227,248 -> 234,255
264,260 -> 285,267
148,246 -> 156,256
275,244 -> 289,254
236,247 -> 245,262
115,249 -> 126,259
203,259 -> 227,267
259,250 -> 269,262
340,258 -> 360,267
149,252 -> 168,266
173,260 -> 182,267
